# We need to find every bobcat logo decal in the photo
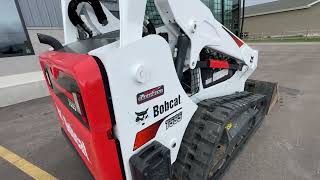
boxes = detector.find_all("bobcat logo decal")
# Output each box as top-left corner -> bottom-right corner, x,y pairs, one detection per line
135,108 -> 149,125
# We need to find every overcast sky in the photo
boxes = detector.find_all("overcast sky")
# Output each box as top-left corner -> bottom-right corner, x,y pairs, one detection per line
246,0 -> 278,6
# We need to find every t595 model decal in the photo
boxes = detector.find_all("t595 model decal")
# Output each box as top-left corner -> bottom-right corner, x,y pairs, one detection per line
165,111 -> 182,130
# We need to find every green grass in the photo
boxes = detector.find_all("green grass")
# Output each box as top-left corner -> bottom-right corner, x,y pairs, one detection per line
245,37 -> 320,43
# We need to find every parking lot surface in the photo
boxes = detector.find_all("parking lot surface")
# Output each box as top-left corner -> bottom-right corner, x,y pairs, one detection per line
1,43 -> 320,180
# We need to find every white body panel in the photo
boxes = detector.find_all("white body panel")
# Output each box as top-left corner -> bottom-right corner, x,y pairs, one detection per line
90,36 -> 198,180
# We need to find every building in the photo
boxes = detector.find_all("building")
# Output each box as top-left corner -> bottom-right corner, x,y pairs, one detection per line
146,0 -> 241,35
244,0 -> 320,37
0,0 -> 241,107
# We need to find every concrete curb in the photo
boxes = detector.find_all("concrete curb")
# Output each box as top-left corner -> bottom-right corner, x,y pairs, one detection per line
0,71 -> 49,107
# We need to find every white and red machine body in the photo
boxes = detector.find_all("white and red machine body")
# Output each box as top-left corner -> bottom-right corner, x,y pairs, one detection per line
39,0 -> 261,179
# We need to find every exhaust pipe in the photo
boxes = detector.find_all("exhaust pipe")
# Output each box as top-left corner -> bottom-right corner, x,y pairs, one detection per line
37,33 -> 64,51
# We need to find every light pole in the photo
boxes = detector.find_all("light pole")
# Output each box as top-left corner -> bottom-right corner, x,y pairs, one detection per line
240,0 -> 246,39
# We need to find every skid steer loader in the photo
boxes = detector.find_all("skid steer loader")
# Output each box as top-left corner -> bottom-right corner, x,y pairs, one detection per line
38,0 -> 277,179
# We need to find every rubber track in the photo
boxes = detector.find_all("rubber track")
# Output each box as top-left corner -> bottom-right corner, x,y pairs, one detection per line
172,92 -> 266,180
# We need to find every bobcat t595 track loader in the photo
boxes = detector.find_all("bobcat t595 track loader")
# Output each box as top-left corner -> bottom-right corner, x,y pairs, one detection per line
38,0 -> 277,179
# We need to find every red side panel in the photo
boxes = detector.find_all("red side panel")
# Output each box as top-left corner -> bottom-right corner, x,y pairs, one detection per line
39,51 -> 123,180
209,59 -> 230,69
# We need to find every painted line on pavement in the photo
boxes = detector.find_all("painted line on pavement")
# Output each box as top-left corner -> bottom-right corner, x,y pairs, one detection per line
0,145 -> 57,180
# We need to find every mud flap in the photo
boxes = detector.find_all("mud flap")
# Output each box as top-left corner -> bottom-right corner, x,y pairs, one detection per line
245,79 -> 279,114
